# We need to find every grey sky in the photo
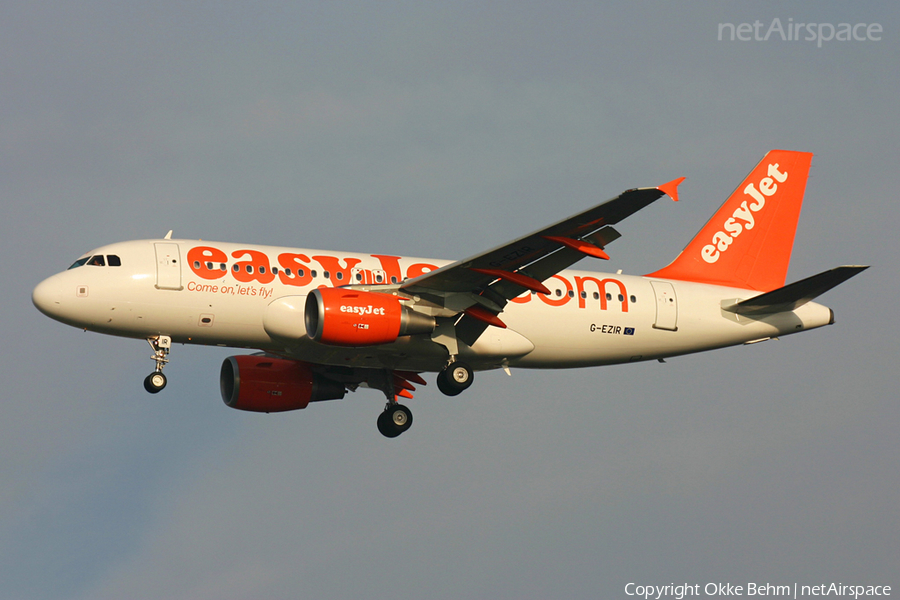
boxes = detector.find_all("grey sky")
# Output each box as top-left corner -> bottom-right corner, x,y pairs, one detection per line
2,2 -> 897,599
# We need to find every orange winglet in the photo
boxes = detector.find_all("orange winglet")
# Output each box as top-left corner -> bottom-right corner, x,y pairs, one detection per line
395,370 -> 427,386
657,176 -> 686,202
464,305 -> 507,329
543,236 -> 610,260
470,268 -> 551,295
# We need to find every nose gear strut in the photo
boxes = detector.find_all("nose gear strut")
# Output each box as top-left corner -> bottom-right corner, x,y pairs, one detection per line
143,335 -> 171,393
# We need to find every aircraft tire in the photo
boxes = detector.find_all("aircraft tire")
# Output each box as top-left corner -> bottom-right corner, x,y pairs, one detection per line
436,362 -> 473,396
377,411 -> 399,437
436,371 -> 462,396
377,405 -> 411,437
143,372 -> 167,394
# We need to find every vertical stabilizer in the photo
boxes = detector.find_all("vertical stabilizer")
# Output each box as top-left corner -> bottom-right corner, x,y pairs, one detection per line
647,150 -> 813,291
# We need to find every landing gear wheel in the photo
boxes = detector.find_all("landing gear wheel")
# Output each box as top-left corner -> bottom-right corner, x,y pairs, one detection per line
143,371 -> 167,394
377,404 -> 412,438
436,361 -> 473,396
436,372 -> 458,396
377,411 -> 399,438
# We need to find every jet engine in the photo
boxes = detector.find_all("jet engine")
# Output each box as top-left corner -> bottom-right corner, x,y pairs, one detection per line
220,355 -> 346,412
304,288 -> 435,346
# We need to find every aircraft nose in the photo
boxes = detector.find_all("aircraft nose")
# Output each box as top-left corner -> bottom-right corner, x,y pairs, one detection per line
32,276 -> 63,318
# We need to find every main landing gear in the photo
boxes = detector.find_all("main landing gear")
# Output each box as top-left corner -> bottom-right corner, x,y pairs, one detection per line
375,361 -> 474,438
436,360 -> 473,397
377,403 -> 413,438
143,335 -> 171,394
373,368 -> 416,438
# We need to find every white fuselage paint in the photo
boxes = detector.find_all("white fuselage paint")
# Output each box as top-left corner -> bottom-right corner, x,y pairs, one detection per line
32,239 -> 834,373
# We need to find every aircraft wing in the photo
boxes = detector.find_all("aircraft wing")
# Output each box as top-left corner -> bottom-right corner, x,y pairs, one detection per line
401,179 -> 683,308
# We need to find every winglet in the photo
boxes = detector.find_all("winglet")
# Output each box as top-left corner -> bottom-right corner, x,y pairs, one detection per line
657,177 -> 685,202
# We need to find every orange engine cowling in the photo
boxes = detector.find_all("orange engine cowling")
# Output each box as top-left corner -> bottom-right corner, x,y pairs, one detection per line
304,288 -> 435,347
220,355 -> 346,412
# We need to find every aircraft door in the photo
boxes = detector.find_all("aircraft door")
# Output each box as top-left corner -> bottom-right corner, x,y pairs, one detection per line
154,243 -> 183,290
650,281 -> 677,331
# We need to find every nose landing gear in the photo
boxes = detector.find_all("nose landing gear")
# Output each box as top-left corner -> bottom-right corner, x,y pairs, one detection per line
143,335 -> 171,394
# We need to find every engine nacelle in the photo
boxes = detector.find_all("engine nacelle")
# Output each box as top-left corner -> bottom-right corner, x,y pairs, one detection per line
304,288 -> 435,347
220,355 -> 346,413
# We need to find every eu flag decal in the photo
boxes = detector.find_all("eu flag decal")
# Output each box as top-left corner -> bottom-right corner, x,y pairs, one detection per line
624,327 -> 635,336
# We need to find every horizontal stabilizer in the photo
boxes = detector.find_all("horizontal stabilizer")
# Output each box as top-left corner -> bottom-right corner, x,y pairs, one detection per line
726,266 -> 869,315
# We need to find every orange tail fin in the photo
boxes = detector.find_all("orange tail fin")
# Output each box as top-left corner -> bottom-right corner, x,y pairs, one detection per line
647,150 -> 813,291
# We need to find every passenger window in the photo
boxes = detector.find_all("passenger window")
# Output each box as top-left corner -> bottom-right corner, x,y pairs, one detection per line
630,295 -> 636,303
618,294 -> 625,302
107,255 -> 121,266
323,271 -> 330,279
336,272 -> 343,281
606,293 -> 612,301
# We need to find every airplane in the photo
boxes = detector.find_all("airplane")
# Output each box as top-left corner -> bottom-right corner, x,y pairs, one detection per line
32,150 -> 867,437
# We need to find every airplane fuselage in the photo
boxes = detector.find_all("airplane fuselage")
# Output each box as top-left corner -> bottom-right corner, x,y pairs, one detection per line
33,238 -> 834,373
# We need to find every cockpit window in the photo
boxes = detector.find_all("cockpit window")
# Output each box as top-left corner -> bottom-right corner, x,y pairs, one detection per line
67,254 -> 120,269
68,257 -> 90,270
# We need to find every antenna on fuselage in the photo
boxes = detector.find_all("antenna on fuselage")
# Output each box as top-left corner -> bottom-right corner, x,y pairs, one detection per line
164,230 -> 173,240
